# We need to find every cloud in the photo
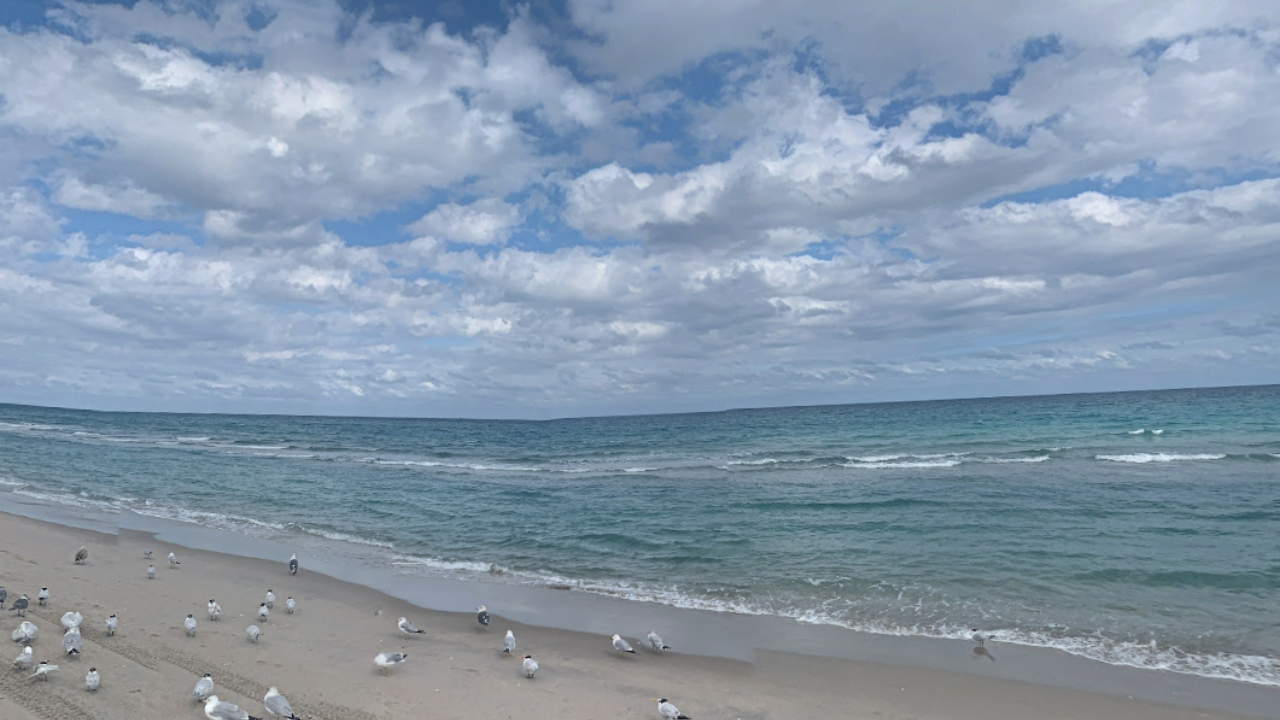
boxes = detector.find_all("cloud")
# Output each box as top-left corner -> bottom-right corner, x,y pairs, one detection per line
407,198 -> 521,245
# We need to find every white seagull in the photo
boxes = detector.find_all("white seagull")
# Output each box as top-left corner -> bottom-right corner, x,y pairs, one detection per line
63,627 -> 82,656
12,620 -> 37,643
75,547 -> 89,565
10,594 -> 29,616
374,652 -> 408,675
61,611 -> 83,630
29,660 -> 58,680
522,655 -> 539,678
208,599 -> 222,621
203,695 -> 263,720
476,605 -> 489,627
143,549 -> 152,558
264,686 -> 303,719
168,551 -> 180,567
13,645 -> 33,670
612,634 -> 637,655
85,667 -> 99,691
288,554 -> 298,575
246,625 -> 263,643
184,614 -> 198,637
502,630 -> 516,656
397,617 -> 425,635
647,631 -> 671,651
654,698 -> 691,719
105,614 -> 118,636
285,597 -> 295,614
970,629 -> 996,647
37,588 -> 49,606
265,590 -> 275,609
147,565 -> 156,579
193,673 -> 214,702
257,603 -> 270,622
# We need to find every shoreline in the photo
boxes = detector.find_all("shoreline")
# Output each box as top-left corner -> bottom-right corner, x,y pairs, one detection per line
1,497 -> 1278,719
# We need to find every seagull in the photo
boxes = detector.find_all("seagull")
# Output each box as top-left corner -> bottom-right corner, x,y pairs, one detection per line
0,586 -> 6,606
203,695 -> 263,720
285,597 -> 295,614
647,631 -> 671,651
37,587 -> 49,606
192,673 -> 214,702
208,599 -> 222,621
265,590 -> 275,609
612,634 -> 637,655
185,614 -> 198,637
13,645 -> 33,670
63,627 -> 82,656
12,620 -> 37,643
970,629 -> 995,647
85,667 -> 99,691
61,611 -> 83,630
105,614 -> 118,636
169,551 -> 180,567
264,686 -> 303,719
397,617 -> 425,635
374,651 -> 407,675
147,565 -> 156,579
522,655 -> 539,678
502,630 -> 516,657
654,699 -> 691,719
246,625 -> 263,643
288,554 -> 298,576
257,603 -> 270,622
143,549 -> 152,558
11,594 -> 29,616
476,605 -> 489,627
75,547 -> 89,565
29,660 -> 58,681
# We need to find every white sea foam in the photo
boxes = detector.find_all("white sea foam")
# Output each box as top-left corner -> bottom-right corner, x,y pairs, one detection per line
12,488 -> 124,512
623,467 -> 657,473
1127,428 -> 1165,435
726,458 -> 779,466
391,554 -> 506,574
295,525 -> 396,548
841,459 -> 963,469
977,456 -> 1050,464
1096,453 -> 1225,464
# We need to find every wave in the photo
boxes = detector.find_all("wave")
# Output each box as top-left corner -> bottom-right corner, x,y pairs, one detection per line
841,458 -> 962,469
1128,428 -> 1165,435
1096,453 -> 1225,464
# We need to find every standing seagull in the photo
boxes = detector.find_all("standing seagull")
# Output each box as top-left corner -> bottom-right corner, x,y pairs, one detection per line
203,695 -> 263,720
647,631 -> 671,651
184,614 -> 198,637
970,629 -> 996,647
12,620 -> 37,643
29,660 -> 58,680
264,686 -> 303,719
257,603 -> 270,622
654,699 -> 691,719
397,617 -> 425,635
208,599 -> 222,621
85,667 -> 99,691
63,627 -> 82,656
288,554 -> 298,576
168,551 -> 180,567
105,615 -> 118,636
193,674 -> 214,702
265,590 -> 275,609
10,594 -> 29,616
284,597 -> 295,614
143,549 -> 152,559
246,625 -> 263,643
147,565 -> 156,579
13,645 -> 33,670
522,655 -> 539,678
74,547 -> 88,564
502,630 -> 516,657
37,587 -> 50,606
0,586 -> 7,607
61,611 -> 83,630
374,652 -> 407,675
612,634 -> 637,655
476,605 -> 489,628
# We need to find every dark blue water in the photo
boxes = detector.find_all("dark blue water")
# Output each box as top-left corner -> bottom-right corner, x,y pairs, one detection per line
1,385 -> 1278,684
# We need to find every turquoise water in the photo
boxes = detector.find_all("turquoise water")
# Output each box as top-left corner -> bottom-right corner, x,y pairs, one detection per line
1,385 -> 1278,685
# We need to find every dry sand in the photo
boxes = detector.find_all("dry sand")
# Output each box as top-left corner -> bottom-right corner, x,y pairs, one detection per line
0,510 -> 1266,720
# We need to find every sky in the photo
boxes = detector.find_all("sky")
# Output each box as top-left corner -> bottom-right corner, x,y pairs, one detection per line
0,0 -> 1277,419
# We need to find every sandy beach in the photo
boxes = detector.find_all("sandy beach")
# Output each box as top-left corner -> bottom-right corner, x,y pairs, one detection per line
0,510 -> 1272,720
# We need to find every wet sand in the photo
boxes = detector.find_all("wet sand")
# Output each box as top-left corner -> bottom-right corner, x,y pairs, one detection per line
0,510 -> 1272,720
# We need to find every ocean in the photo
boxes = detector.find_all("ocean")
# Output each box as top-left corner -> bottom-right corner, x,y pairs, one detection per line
1,385 -> 1278,686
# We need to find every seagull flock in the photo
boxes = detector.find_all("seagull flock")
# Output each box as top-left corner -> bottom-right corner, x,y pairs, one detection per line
0,544 -> 750,720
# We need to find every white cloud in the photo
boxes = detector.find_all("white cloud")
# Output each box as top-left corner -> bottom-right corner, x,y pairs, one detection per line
407,198 -> 521,245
